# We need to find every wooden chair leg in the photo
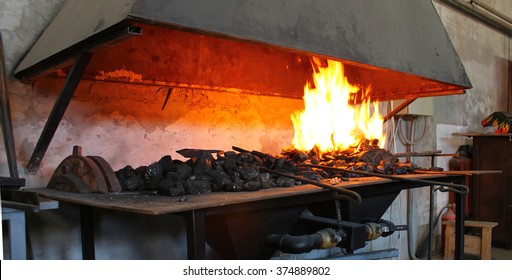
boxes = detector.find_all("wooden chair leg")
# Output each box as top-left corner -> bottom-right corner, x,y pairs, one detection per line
481,227 -> 493,260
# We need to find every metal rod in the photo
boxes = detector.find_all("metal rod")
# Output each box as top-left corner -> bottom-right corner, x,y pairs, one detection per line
470,0 -> 512,25
161,87 -> 173,110
232,146 -> 277,160
258,166 -> 362,205
440,0 -> 512,37
383,98 -> 416,123
428,185 -> 434,260
414,169 -> 502,176
298,163 -> 469,193
232,146 -> 362,204
0,33 -> 19,179
393,150 -> 448,157
26,52 -> 92,173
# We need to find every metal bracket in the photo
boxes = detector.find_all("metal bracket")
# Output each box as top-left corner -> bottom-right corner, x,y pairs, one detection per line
26,52 -> 92,173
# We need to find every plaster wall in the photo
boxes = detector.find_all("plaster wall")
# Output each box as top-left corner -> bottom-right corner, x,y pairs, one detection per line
432,0 -> 511,256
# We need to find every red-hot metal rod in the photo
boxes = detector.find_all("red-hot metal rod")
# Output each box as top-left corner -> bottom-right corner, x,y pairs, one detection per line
297,163 -> 469,193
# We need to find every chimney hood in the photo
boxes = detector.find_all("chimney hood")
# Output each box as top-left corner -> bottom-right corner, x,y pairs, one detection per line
13,0 -> 472,172
13,0 -> 471,100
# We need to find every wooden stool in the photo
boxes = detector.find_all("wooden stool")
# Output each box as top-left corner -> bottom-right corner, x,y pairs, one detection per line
443,220 -> 498,260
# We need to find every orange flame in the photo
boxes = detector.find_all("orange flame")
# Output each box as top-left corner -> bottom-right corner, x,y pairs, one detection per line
291,60 -> 385,154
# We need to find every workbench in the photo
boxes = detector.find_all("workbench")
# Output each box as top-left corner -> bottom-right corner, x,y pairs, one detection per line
28,174 -> 467,260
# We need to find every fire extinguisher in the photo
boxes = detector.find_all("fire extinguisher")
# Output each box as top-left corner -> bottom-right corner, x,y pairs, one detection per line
441,203 -> 456,253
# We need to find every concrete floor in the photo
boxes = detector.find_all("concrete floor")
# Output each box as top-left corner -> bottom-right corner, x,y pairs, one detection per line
432,246 -> 512,260
489,246 -> 512,260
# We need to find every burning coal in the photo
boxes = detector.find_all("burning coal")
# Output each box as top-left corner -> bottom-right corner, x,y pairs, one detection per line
114,141 -> 419,197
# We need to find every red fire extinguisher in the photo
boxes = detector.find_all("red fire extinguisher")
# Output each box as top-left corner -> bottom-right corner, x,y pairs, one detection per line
441,203 -> 456,253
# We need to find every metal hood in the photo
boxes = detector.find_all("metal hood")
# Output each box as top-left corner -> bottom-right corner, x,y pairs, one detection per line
13,0 -> 471,101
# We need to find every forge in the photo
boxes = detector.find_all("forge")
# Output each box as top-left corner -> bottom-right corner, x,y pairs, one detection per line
7,0 -> 472,260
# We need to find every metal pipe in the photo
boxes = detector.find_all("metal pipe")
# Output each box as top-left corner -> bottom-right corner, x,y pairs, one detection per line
440,0 -> 512,36
469,0 -> 512,25
266,228 -> 343,254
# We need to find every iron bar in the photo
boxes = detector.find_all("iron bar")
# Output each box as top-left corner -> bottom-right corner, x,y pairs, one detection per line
414,169 -> 502,176
26,52 -> 92,173
383,98 -> 416,123
232,146 -> 362,204
257,166 -> 362,205
298,163 -> 469,194
393,150 -> 447,157
161,87 -> 173,110
0,33 -> 19,179
232,146 -> 276,160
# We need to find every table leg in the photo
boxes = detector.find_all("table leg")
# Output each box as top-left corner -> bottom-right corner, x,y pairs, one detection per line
2,207 -> 27,259
454,191 -> 465,260
80,205 -> 95,260
480,226 -> 492,260
183,210 -> 206,260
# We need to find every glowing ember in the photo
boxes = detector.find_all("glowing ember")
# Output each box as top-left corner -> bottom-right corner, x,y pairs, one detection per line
291,59 -> 385,154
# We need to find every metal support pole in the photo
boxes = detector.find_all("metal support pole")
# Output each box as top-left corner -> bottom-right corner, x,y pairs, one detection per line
184,210 -> 206,260
428,185 -> 434,260
427,154 -> 436,260
0,33 -> 19,178
454,187 -> 465,259
80,205 -> 96,260
27,52 -> 92,173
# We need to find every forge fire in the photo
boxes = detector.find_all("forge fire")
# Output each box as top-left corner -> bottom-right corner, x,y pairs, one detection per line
291,59 -> 385,154
101,61 -> 419,197
47,60 -> 425,196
